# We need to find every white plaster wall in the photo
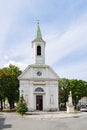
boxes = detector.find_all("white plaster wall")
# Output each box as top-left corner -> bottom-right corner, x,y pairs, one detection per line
28,85 -> 35,111
45,81 -> 59,111
43,86 -> 49,111
19,65 -> 59,111
32,42 -> 45,64
19,79 -> 59,111
20,80 -> 34,111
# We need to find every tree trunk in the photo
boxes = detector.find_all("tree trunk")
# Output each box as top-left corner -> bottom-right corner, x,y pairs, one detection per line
0,98 -> 3,111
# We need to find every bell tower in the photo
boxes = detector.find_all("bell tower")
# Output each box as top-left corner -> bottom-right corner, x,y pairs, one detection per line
32,22 -> 46,64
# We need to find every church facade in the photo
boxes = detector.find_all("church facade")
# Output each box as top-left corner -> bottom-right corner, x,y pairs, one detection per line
18,23 -> 59,111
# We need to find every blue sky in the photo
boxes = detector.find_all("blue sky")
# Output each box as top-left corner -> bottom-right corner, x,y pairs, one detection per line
0,0 -> 87,81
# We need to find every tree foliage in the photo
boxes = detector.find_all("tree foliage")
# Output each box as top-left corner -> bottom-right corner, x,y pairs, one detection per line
59,78 -> 87,108
0,64 -> 22,110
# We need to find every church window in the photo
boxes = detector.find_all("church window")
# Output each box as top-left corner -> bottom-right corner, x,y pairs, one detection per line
37,46 -> 41,56
37,71 -> 42,76
35,87 -> 44,92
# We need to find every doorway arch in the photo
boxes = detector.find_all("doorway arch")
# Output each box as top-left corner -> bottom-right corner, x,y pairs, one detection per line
34,87 -> 44,110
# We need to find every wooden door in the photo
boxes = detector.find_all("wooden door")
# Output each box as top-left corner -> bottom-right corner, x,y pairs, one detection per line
36,95 -> 43,110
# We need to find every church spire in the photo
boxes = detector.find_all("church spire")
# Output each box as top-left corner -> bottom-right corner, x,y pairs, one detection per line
36,21 -> 42,40
32,21 -> 45,43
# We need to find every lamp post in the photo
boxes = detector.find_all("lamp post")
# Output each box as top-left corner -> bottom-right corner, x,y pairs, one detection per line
21,89 -> 23,93
21,89 -> 24,98
21,89 -> 24,116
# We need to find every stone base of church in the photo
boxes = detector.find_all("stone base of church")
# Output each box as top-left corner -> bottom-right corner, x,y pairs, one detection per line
49,108 -> 58,112
27,108 -> 59,112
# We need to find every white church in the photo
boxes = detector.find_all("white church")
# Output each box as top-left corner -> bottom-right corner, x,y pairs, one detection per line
18,22 -> 60,111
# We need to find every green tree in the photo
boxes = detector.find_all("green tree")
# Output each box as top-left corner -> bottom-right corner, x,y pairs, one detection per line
59,78 -> 87,109
0,64 -> 22,109
16,95 -> 28,115
0,70 -> 7,111
67,79 -> 87,107
59,78 -> 69,105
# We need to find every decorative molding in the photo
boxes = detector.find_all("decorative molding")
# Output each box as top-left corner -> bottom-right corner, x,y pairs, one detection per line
33,92 -> 45,95
33,84 -> 45,86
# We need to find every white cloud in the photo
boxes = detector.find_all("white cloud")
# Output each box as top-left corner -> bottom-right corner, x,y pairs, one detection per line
46,17 -> 87,65
44,14 -> 87,80
57,60 -> 87,81
4,60 -> 28,71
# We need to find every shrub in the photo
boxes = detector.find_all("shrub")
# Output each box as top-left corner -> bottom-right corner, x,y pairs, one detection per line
16,96 -> 28,115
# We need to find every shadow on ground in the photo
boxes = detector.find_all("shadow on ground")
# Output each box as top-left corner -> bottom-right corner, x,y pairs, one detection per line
0,116 -> 12,130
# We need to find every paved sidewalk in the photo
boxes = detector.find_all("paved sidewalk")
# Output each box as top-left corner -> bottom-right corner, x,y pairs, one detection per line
1,111 -> 87,120
26,111 -> 87,120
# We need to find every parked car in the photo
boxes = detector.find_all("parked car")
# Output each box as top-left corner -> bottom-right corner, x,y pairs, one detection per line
80,105 -> 87,112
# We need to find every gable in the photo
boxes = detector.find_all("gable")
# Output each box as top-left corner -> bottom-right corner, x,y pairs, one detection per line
18,64 -> 60,80
18,65 -> 32,79
47,66 -> 60,79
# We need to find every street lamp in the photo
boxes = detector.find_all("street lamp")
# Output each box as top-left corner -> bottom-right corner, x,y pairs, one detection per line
21,89 -> 24,101
21,89 -> 24,95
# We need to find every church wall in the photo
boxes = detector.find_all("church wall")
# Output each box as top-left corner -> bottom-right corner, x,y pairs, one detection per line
45,81 -> 59,111
20,80 -> 34,111
19,77 -> 59,111
19,79 -> 59,111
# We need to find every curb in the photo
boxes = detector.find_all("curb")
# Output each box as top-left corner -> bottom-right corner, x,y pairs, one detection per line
0,111 -> 87,120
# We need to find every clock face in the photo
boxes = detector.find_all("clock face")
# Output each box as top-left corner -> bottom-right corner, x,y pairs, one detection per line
37,71 -> 42,76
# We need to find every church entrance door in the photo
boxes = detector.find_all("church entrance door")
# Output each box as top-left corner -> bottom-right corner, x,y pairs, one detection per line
36,95 -> 43,110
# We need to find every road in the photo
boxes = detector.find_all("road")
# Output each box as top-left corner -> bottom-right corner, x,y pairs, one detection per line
0,113 -> 87,130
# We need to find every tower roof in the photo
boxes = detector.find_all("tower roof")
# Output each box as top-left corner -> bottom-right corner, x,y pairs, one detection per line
32,22 -> 46,43
36,21 -> 42,39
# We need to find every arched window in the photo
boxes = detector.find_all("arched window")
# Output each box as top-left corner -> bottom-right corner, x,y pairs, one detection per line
35,87 -> 44,92
37,46 -> 41,56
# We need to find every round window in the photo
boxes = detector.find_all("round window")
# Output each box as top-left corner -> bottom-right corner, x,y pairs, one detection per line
37,71 -> 42,76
